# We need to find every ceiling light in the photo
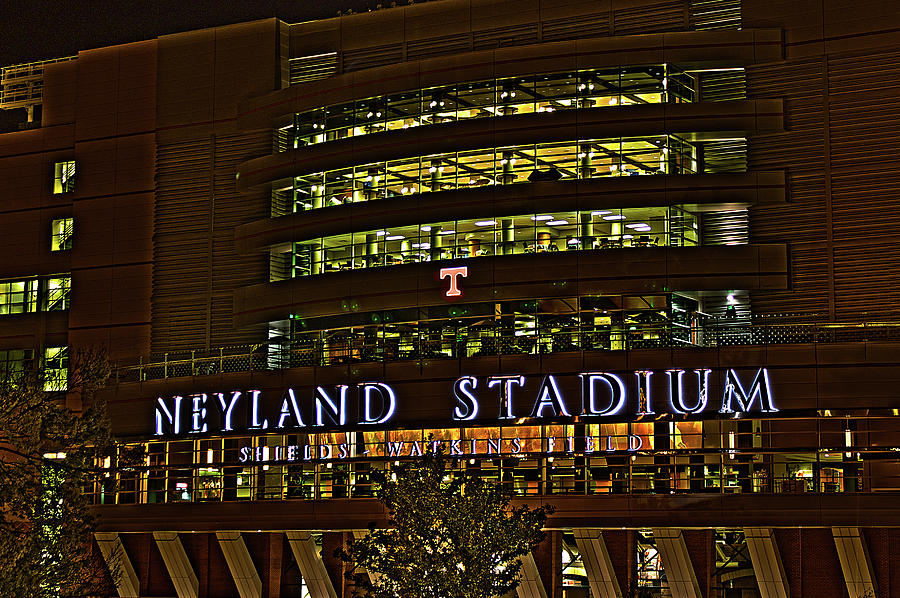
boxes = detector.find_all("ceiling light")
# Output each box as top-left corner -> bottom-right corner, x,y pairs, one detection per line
531,215 -> 554,221
604,214 -> 626,220
591,210 -> 611,216
386,235 -> 405,241
421,226 -> 432,232
475,220 -> 497,226
625,223 -> 649,229
546,219 -> 569,226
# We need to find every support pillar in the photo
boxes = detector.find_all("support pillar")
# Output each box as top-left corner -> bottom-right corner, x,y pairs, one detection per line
743,527 -> 789,598
572,529 -> 623,598
94,532 -> 140,598
651,528 -> 702,598
832,527 -> 877,598
216,531 -> 262,598
516,551 -> 549,598
152,531 -> 199,598
286,531 -> 339,598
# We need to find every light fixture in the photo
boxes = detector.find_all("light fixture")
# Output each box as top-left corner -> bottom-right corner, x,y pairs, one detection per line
475,220 -> 497,226
625,223 -> 649,229
604,214 -> 626,220
376,230 -> 387,236
421,226 -> 432,231
531,215 -> 554,221
386,235 -> 405,241
547,219 -> 569,226
591,210 -> 611,216
439,230 -> 455,235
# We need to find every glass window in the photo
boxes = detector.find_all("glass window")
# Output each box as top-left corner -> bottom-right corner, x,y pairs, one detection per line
50,218 -> 73,251
0,349 -> 33,378
0,279 -> 37,314
52,161 -> 76,194
43,346 -> 68,391
46,277 -> 71,311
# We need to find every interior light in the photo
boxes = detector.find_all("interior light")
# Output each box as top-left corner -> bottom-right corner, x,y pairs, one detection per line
386,235 -> 405,241
531,215 -> 554,221
604,214 -> 626,220
439,230 -> 455,235
625,223 -> 648,229
376,230 -> 387,236
622,234 -> 634,239
421,226 -> 432,232
546,219 -> 569,226
207,449 -> 214,464
591,210 -> 612,216
475,220 -> 497,226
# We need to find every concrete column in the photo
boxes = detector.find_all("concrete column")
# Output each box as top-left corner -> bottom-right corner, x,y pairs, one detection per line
216,531 -> 262,598
572,529 -> 623,598
152,531 -> 199,598
286,531 -> 339,598
832,527 -> 877,598
94,532 -> 140,598
651,528 -> 702,598
743,527 -> 789,598
516,551 -> 549,598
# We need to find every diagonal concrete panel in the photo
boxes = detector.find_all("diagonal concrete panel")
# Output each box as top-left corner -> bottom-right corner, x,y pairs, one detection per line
286,531 -> 339,598
516,551 -> 549,598
651,528 -> 702,598
94,532 -> 140,598
832,527 -> 877,598
573,529 -> 623,598
216,531 -> 262,598
744,528 -> 789,598
152,531 -> 198,598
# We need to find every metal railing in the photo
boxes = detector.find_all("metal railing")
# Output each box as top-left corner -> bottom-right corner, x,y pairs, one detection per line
113,319 -> 900,383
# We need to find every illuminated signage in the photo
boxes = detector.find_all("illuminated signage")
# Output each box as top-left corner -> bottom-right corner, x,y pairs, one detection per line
439,265 -> 468,298
153,368 -> 776,438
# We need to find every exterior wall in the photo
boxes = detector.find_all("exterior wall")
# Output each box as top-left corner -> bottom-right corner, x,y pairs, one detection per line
745,0 -> 900,321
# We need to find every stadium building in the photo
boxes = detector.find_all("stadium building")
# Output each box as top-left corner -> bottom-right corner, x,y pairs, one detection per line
1,0 -> 900,596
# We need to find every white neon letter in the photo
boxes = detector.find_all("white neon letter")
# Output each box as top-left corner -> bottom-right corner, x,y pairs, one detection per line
635,370 -> 655,415
276,388 -> 306,429
359,382 -> 396,424
215,391 -> 242,432
667,369 -> 710,414
154,395 -> 183,436
530,375 -> 570,418
315,385 -> 348,426
580,372 -> 626,416
189,393 -> 207,433
720,368 -> 777,414
248,389 -> 268,429
452,376 -> 479,420
488,375 -> 524,419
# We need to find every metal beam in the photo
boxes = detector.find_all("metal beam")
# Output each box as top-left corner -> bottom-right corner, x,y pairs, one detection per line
286,531 -> 339,598
572,529 -> 623,598
152,532 -> 198,598
743,528 -> 789,598
216,531 -> 262,598
651,528 -> 702,598
94,532 -> 140,598
516,551 -> 549,598
832,527 -> 877,598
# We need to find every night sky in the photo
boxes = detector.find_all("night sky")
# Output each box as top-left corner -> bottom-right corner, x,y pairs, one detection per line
0,0 -> 395,130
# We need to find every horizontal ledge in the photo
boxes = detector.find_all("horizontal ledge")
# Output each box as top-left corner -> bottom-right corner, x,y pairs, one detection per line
235,171 -> 785,252
235,100 -> 784,191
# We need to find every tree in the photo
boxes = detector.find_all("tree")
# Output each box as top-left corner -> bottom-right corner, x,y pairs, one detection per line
340,448 -> 553,598
0,348 -> 125,597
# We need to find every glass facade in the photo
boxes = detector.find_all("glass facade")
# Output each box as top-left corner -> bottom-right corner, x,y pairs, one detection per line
287,135 -> 699,213
285,65 -> 698,150
0,275 -> 71,314
287,206 -> 700,277
88,415 -> 884,505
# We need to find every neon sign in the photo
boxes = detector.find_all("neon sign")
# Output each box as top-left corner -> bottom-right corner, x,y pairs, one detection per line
439,266 -> 468,298
153,368 -> 776,437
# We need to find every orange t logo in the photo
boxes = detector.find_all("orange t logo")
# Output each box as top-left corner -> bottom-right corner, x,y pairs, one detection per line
440,266 -> 468,298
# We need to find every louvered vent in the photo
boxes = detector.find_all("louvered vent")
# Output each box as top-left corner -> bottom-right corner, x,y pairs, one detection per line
690,0 -> 741,30
271,187 -> 291,218
472,23 -> 539,50
342,44 -> 404,73
272,128 -> 291,153
702,210 -> 749,246
407,34 -> 472,60
702,139 -> 747,173
542,14 -> 610,42
289,53 -> 338,85
698,69 -> 746,101
269,250 -> 291,282
613,1 -> 687,36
